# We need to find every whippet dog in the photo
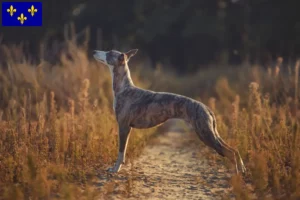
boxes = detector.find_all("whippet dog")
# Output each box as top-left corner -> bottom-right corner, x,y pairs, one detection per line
93,49 -> 246,174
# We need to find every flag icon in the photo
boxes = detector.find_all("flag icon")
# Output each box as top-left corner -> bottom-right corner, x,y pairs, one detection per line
2,2 -> 42,26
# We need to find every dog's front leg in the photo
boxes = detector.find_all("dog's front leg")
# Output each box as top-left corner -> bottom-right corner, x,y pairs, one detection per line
108,124 -> 132,173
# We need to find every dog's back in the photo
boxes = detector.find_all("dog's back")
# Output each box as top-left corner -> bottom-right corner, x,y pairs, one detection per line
116,86 -> 211,130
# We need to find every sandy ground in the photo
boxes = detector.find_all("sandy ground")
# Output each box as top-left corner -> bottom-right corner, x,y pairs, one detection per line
95,120 -> 235,200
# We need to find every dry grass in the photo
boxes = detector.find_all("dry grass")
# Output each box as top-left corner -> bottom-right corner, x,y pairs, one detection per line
0,42 -> 156,200
0,38 -> 299,200
147,62 -> 300,200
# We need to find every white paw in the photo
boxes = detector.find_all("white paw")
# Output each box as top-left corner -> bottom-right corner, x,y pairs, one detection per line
241,164 -> 246,173
239,160 -> 246,173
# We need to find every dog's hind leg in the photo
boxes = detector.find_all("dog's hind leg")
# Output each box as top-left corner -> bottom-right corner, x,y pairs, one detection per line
194,120 -> 246,174
215,135 -> 246,173
212,135 -> 243,174
108,124 -> 132,173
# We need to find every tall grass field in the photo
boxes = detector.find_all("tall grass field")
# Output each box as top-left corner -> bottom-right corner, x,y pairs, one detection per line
0,40 -> 299,199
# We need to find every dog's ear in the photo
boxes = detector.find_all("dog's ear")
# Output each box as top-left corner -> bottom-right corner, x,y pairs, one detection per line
125,49 -> 138,61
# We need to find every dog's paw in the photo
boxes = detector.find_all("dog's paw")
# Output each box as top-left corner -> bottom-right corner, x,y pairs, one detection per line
241,164 -> 246,173
107,166 -> 119,173
239,161 -> 246,174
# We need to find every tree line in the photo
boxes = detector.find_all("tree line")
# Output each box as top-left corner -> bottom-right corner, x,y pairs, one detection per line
1,0 -> 300,72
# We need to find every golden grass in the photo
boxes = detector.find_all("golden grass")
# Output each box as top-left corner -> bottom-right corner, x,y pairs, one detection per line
0,40 -> 299,199
147,62 -> 300,200
0,42 -> 156,199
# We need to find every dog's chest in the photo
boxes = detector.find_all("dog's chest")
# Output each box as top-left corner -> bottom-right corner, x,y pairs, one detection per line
112,93 -> 120,111
113,98 -> 116,111
113,96 -> 125,113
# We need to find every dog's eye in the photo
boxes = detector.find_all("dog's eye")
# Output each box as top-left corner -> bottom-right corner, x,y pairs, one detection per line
118,54 -> 124,62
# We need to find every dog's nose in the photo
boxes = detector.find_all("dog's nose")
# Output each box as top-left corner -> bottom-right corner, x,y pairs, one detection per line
92,50 -> 99,58
93,50 -> 102,57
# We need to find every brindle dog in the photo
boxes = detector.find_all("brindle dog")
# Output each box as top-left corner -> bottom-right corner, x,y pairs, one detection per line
93,49 -> 246,174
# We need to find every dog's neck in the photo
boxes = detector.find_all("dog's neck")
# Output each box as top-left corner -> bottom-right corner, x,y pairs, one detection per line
111,63 -> 134,95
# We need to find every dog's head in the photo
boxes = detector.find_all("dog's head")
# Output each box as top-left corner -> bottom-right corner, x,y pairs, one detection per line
93,49 -> 138,69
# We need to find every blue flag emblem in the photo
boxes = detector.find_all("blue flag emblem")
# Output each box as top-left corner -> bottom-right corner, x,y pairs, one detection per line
2,2 -> 42,26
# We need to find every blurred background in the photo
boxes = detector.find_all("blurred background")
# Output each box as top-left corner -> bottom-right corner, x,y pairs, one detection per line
1,0 -> 300,73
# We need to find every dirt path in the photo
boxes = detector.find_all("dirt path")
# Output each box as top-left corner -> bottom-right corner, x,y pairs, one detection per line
95,120 -> 234,200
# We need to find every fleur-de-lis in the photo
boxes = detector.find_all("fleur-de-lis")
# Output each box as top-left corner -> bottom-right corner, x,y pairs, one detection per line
28,5 -> 38,16
7,5 -> 16,16
17,13 -> 27,24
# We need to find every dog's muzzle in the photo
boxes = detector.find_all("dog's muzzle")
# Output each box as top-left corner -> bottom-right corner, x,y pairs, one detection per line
93,50 -> 107,64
